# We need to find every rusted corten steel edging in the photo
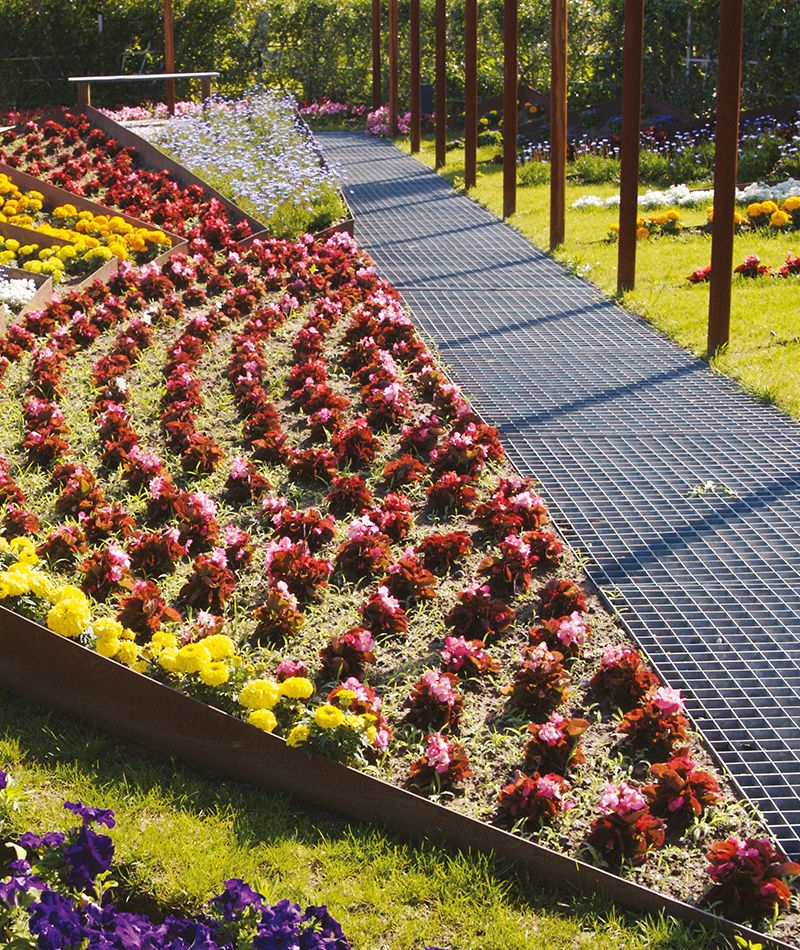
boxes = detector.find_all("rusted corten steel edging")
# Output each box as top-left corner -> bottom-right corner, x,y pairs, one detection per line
0,608 -> 792,950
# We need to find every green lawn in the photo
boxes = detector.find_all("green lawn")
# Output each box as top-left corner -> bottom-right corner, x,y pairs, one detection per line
0,690 -> 720,949
401,138 -> 800,419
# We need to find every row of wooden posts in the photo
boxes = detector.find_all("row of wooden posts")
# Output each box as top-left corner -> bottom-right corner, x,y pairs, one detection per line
372,0 -> 745,354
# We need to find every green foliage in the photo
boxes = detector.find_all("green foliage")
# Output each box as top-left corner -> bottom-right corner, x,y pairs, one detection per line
518,159 -> 550,187
570,154 -> 619,184
0,0 -> 798,116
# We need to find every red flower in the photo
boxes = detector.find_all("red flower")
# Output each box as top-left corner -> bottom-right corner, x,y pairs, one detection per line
706,836 -> 800,920
643,749 -> 721,822
498,771 -> 574,826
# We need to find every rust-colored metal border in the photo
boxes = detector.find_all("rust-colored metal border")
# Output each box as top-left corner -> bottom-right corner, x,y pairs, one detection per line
0,607 -> 791,950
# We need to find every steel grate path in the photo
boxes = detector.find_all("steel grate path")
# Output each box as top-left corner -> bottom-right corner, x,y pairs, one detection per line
318,131 -> 800,856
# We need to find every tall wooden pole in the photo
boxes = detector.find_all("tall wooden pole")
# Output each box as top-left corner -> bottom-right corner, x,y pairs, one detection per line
616,0 -> 645,294
707,0 -> 744,354
372,0 -> 382,110
503,0 -> 518,218
464,0 -> 478,188
389,0 -> 400,137
435,0 -> 447,168
410,0 -> 421,152
163,0 -> 176,116
549,0 -> 568,249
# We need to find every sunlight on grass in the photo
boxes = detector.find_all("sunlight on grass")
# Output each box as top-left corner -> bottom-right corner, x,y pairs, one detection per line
401,137 -> 800,419
0,692 -> 720,949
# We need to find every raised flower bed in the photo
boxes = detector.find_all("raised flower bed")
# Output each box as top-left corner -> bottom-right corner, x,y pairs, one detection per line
0,107 -> 796,948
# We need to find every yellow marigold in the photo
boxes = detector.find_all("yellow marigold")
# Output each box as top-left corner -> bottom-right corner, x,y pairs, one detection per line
239,679 -> 281,710
279,676 -> 314,700
782,196 -> 800,213
366,725 -> 378,745
636,227 -> 650,239
175,642 -> 212,674
8,536 -> 38,565
47,595 -> 91,638
158,647 -> 180,673
334,688 -> 356,707
95,636 -> 120,659
314,704 -> 345,730
93,617 -> 125,641
203,633 -> 236,661
0,568 -> 32,598
287,724 -> 310,747
747,202 -> 764,218
199,661 -> 229,687
761,200 -> 779,215
50,584 -> 86,605
149,630 -> 178,653
770,210 -> 790,228
247,708 -> 278,732
115,641 -> 140,667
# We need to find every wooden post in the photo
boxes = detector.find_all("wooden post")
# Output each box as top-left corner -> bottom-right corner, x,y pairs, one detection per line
76,81 -> 91,107
372,0 -> 382,110
464,0 -> 478,188
410,0 -> 421,152
163,0 -> 176,116
549,0 -> 568,249
503,0 -> 518,218
435,0 -> 447,168
200,76 -> 212,103
707,0 -> 744,354
389,0 -> 400,137
616,0 -> 645,293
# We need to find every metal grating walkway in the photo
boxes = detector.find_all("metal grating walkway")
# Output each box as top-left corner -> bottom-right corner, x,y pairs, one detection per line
319,131 -> 800,858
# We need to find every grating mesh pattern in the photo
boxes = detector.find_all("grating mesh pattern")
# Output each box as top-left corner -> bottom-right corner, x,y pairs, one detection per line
319,131 -> 800,857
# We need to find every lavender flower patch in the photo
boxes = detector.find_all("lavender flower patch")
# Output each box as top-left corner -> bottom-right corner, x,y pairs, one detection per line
151,90 -> 346,237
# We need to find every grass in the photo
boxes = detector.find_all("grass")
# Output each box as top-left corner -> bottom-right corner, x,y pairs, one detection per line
0,690 -> 722,949
400,137 -> 800,418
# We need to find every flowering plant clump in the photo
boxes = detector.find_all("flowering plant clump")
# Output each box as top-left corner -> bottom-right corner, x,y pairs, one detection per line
415,531 -> 473,574
445,583 -> 515,643
408,733 -> 472,790
252,581 -> 304,645
404,670 -> 464,730
319,627 -> 376,679
687,264 -> 712,284
335,516 -> 393,582
503,642 -> 571,714
589,645 -> 659,711
538,578 -> 588,619
528,611 -> 590,656
0,775 -> 352,948
734,254 -> 772,278
587,782 -> 666,867
617,686 -> 691,758
705,836 -> 800,920
497,771 -> 574,827
380,548 -> 437,606
643,749 -> 721,823
360,585 -> 409,637
524,712 -> 590,775
440,635 -> 500,678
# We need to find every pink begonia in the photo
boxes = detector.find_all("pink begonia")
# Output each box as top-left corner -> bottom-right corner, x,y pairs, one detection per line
373,585 -> 401,614
651,686 -> 684,715
556,611 -> 589,648
501,534 -> 531,557
347,515 -> 382,543
196,610 -> 220,634
279,293 -> 299,314
537,712 -> 567,746
187,492 -> 217,518
272,580 -> 299,610
127,444 -> 162,472
510,490 -> 544,512
275,658 -> 309,680
310,407 -> 334,425
420,670 -> 459,706
229,457 -> 251,480
260,495 -> 288,519
106,543 -> 131,581
425,733 -> 453,774
264,536 -> 294,570
597,781 -> 647,818
223,525 -> 249,547
535,775 -> 561,799
440,636 -> 472,671
600,644 -> 636,669
206,548 -> 228,569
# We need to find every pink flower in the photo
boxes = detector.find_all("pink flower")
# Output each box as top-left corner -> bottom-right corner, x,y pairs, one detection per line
598,781 -> 647,818
537,713 -> 566,746
425,733 -> 453,774
651,686 -> 684,715
556,611 -> 589,648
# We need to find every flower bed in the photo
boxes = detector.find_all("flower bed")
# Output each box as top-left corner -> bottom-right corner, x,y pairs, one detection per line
0,769 -> 352,948
0,113 -> 797,943
0,231 -> 796,942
